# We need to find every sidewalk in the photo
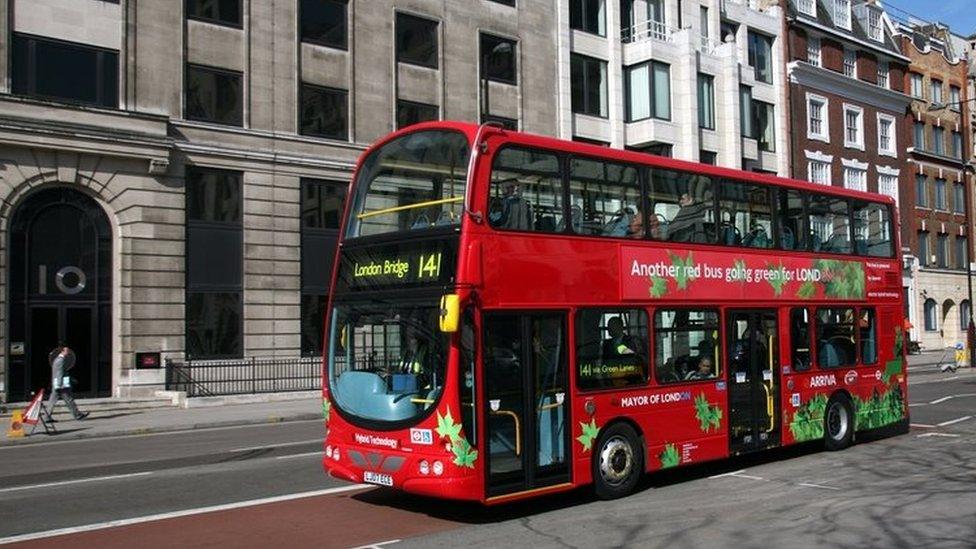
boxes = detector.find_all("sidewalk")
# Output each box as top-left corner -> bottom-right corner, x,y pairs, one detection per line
2,396 -> 323,446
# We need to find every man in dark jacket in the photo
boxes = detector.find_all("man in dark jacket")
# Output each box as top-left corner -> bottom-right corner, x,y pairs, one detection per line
46,344 -> 88,420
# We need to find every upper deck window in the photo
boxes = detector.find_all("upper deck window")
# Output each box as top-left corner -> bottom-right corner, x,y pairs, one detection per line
647,169 -> 716,244
567,158 -> 641,237
489,147 -> 563,232
346,129 -> 469,238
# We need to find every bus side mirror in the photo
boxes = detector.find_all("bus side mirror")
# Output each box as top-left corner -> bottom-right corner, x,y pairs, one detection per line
439,294 -> 460,333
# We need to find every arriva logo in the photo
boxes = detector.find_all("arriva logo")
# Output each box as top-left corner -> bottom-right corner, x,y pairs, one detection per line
809,374 -> 837,388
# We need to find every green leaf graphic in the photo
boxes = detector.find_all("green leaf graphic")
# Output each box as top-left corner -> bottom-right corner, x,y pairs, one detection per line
732,259 -> 749,284
322,398 -> 331,423
451,437 -> 479,468
659,443 -> 680,468
669,251 -> 697,291
796,281 -> 817,299
576,419 -> 600,452
650,275 -> 668,298
694,393 -> 722,432
789,393 -> 827,441
435,408 -> 462,441
853,386 -> 905,430
765,261 -> 787,296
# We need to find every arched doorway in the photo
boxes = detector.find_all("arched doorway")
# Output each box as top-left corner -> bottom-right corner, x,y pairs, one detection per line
7,187 -> 112,400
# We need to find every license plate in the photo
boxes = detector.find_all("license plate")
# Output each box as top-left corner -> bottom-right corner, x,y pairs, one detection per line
363,471 -> 393,487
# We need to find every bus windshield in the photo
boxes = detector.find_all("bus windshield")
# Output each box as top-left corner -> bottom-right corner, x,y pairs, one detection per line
345,129 -> 470,238
327,301 -> 447,424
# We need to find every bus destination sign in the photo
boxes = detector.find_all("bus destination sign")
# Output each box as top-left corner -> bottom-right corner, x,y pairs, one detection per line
337,237 -> 457,292
619,246 -> 894,302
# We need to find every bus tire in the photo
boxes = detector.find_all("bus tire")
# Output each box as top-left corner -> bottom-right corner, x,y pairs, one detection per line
592,422 -> 643,500
824,394 -> 854,451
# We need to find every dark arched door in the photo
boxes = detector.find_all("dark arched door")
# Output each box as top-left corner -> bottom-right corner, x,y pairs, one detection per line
8,187 -> 112,400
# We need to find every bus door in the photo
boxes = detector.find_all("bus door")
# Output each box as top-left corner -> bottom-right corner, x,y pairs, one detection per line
727,310 -> 781,453
483,313 -> 570,498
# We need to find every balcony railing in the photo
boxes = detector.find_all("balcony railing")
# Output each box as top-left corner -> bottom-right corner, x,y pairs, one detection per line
622,20 -> 674,44
165,356 -> 321,397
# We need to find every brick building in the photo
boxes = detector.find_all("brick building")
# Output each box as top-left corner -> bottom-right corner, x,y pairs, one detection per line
897,22 -> 972,349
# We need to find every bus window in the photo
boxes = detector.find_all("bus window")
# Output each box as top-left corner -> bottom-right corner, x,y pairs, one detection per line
718,181 -> 773,248
648,169 -> 716,244
568,158 -> 642,238
576,309 -> 648,390
777,189 -> 807,251
859,308 -> 877,365
790,308 -> 811,371
815,308 -> 856,368
809,195 -> 851,254
489,147 -> 563,232
852,201 -> 893,257
654,309 -> 720,383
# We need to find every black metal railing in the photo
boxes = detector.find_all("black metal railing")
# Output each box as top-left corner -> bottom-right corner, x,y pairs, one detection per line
165,356 -> 322,397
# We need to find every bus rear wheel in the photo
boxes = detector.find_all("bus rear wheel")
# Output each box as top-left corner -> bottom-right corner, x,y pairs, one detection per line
593,422 -> 643,500
824,394 -> 854,451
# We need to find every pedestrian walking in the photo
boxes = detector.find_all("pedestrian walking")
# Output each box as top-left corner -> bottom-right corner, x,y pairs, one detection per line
46,344 -> 89,421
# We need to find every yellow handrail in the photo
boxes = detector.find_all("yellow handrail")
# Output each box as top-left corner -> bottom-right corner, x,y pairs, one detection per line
357,196 -> 463,220
491,409 -> 521,456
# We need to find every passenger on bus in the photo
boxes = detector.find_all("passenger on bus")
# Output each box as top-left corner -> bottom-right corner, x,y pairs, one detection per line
399,331 -> 428,375
489,179 -> 533,230
685,357 -> 714,380
627,210 -> 644,238
602,316 -> 637,356
668,193 -> 709,242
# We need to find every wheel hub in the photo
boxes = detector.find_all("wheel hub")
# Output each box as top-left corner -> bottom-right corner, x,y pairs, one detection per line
599,436 -> 634,485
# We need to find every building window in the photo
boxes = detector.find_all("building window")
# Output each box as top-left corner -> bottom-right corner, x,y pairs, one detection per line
574,54 -> 609,118
185,64 -> 243,126
740,85 -> 753,137
629,142 -> 672,157
299,83 -> 348,140
625,61 -> 669,122
914,121 -> 925,150
396,99 -> 439,129
950,85 -> 961,110
700,150 -> 717,165
924,298 -> 937,331
488,0 -> 516,5
12,34 -> 118,109
935,178 -> 947,210
936,233 -> 949,268
953,131 -> 963,159
300,0 -> 348,49
798,0 -> 815,17
934,126 -> 945,156
956,237 -> 969,270
807,94 -> 828,141
954,182 -> 966,214
396,12 -> 439,69
807,36 -> 821,67
843,105 -> 863,149
301,178 -> 347,355
877,61 -> 889,88
483,114 -> 518,129
879,174 -> 898,205
480,34 -> 517,85
754,101 -> 775,152
910,73 -> 923,98
877,114 -> 895,156
698,73 -> 714,129
931,79 -> 943,104
570,0 -> 606,36
809,160 -> 831,185
919,231 -> 930,266
834,0 -> 852,29
844,166 -> 867,192
186,167 -> 243,359
843,48 -> 856,78
186,0 -> 241,26
867,8 -> 882,41
747,31 -> 773,84
916,174 -> 928,207
961,300 -> 971,330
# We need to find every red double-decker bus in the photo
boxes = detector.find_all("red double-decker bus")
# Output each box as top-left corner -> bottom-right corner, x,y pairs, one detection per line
322,121 -> 908,504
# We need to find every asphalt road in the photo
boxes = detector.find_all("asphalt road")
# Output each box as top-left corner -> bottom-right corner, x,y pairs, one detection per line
1,365 -> 974,548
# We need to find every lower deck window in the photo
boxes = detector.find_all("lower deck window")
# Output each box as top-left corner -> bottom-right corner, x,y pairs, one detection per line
654,309 -> 720,383
816,308 -> 855,368
576,309 -> 648,390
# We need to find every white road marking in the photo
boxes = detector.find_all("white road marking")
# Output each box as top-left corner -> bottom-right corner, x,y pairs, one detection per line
937,416 -> 973,427
350,539 -> 401,549
908,403 -> 929,407
730,473 -> 766,481
929,393 -> 976,405
708,469 -> 746,479
0,484 -> 371,545
275,451 -> 322,460
798,482 -> 840,491
229,439 -> 322,453
916,433 -> 962,438
0,472 -> 152,495
910,423 -> 936,428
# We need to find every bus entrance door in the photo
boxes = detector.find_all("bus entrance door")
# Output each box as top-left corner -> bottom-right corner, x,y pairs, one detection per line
727,310 -> 781,454
483,313 -> 570,499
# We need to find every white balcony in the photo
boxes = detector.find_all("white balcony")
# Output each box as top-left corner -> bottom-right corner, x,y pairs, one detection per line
622,20 -> 674,44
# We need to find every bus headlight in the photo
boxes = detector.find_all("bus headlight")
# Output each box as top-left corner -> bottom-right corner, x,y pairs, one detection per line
419,460 -> 430,475
433,461 -> 444,476
325,445 -> 333,459
333,448 -> 341,461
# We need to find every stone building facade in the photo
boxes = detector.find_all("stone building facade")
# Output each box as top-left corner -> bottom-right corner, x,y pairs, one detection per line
0,0 -> 560,403
897,23 -> 972,350
560,0 -> 788,174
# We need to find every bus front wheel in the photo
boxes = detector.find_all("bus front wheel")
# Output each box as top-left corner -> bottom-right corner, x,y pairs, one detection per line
824,394 -> 854,451
592,422 -> 643,500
